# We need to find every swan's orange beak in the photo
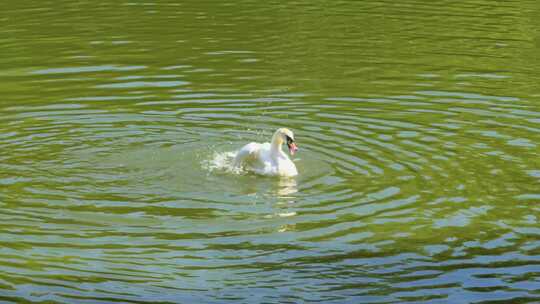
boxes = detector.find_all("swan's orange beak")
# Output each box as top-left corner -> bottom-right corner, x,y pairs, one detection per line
288,142 -> 298,156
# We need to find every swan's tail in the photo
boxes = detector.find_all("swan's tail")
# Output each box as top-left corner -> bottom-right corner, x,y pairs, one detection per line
232,142 -> 259,168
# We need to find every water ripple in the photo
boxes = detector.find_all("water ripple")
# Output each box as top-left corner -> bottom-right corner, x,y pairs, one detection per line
0,0 -> 539,303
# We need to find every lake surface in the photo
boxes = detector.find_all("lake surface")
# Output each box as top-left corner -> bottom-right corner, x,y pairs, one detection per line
1,0 -> 539,303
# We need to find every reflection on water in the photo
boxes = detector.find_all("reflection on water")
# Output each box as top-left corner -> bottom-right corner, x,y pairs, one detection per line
275,178 -> 298,197
1,0 -> 539,303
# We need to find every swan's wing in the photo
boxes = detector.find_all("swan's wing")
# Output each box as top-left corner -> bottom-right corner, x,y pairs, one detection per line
233,142 -> 261,167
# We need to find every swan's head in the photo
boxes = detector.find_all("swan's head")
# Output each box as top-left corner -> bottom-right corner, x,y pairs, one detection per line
275,128 -> 298,156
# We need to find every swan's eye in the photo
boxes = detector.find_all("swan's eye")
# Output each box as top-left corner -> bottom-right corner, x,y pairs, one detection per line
285,135 -> 294,144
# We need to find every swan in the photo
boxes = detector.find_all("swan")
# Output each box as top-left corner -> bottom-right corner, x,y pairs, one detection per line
233,128 -> 299,177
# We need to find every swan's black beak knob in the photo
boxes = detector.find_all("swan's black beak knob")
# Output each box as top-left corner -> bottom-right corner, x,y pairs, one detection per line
286,136 -> 298,156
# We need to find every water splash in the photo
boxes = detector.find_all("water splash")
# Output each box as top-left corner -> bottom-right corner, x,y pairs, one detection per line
203,151 -> 242,174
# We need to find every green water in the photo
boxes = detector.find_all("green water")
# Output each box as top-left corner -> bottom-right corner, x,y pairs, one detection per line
1,0 -> 539,303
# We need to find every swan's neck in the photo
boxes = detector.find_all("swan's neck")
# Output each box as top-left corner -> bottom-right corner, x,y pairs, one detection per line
270,132 -> 284,157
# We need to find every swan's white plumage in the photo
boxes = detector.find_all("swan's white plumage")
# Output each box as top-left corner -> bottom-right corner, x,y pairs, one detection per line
233,128 -> 298,177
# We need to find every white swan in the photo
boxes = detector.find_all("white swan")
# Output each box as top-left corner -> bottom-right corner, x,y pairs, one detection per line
233,128 -> 299,177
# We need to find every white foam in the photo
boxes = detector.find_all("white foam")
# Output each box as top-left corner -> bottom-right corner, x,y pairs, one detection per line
202,151 -> 242,174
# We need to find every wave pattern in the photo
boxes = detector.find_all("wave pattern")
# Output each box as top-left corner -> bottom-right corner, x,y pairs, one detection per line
1,0 -> 539,303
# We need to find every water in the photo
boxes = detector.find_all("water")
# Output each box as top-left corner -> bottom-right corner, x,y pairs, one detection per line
1,0 -> 539,303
